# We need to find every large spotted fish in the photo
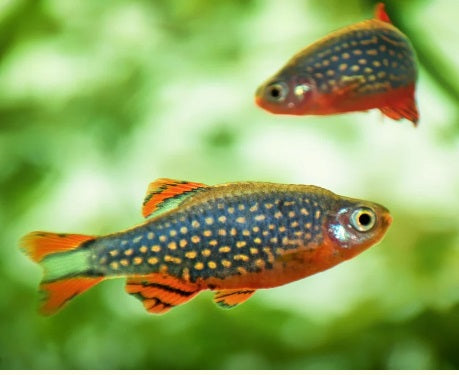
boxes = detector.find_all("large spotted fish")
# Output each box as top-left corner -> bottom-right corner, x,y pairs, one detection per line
255,3 -> 419,125
20,178 -> 392,315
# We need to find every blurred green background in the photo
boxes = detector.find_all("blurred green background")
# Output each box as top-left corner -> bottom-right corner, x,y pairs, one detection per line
1,0 -> 458,370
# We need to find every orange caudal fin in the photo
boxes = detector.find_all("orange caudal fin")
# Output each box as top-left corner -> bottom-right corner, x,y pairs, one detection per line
380,89 -> 419,126
126,274 -> 201,314
19,231 -> 102,315
375,3 -> 392,23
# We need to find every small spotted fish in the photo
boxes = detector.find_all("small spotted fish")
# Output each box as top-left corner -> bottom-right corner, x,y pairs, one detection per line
20,178 -> 392,315
255,3 -> 419,126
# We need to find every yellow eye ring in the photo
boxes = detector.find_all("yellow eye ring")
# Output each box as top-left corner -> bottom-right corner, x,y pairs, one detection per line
265,82 -> 288,102
350,207 -> 376,232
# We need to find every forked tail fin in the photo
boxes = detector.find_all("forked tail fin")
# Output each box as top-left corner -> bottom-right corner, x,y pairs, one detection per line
19,231 -> 103,315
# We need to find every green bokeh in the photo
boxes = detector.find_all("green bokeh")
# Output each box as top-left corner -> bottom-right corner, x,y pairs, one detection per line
1,0 -> 458,370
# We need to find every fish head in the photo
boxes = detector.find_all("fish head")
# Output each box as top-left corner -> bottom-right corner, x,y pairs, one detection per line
323,198 -> 392,260
255,70 -> 318,115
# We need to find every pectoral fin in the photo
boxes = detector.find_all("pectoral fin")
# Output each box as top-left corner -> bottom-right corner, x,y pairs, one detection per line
213,289 -> 255,309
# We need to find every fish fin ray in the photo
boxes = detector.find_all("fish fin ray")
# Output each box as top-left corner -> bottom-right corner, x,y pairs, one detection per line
375,2 -> 392,23
214,289 -> 255,309
19,231 -> 96,262
380,89 -> 419,126
40,277 -> 103,315
126,273 -> 201,314
142,178 -> 209,219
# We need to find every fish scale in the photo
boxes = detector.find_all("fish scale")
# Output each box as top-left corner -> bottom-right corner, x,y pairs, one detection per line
93,191 -> 324,283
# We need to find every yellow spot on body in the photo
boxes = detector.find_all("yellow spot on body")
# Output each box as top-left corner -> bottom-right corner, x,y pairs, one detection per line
377,71 -> 386,78
133,236 -> 143,244
274,212 -> 282,219
353,49 -> 362,55
124,249 -> 133,256
262,230 -> 269,236
364,67 -> 373,74
255,214 -> 265,221
140,246 -> 148,253
148,257 -> 158,265
120,259 -> 129,266
234,254 -> 249,262
185,251 -> 197,259
238,204 -> 245,211
202,249 -> 211,257
182,267 -> 190,281
326,70 -> 335,77
133,257 -> 143,265
339,63 -> 347,71
205,217 -> 214,225
379,45 -> 387,52
165,255 -> 181,264
373,60 -> 381,67
192,220 -> 200,228
249,203 -> 258,212
305,233 -> 312,240
228,207 -> 235,214
242,229 -> 250,236
315,210 -> 321,219
168,242 -> 177,250
300,208 -> 309,216
328,79 -> 336,86
270,238 -> 278,244
110,261 -> 119,270
169,230 -> 177,237
268,224 -> 275,230
219,246 -> 231,253
221,260 -> 231,268
209,239 -> 218,246
331,55 -> 339,62
285,202 -> 295,207
358,58 -> 367,65
109,250 -> 119,257
391,61 -> 398,68
368,74 -> 376,81
159,264 -> 168,273
237,267 -> 247,275
264,203 -> 273,209
159,235 -> 166,242
279,226 -> 287,233
191,235 -> 200,243
180,227 -> 188,234
263,247 -> 274,263
351,65 -> 360,72
230,228 -> 237,236
322,59 -> 330,66
236,241 -> 247,248
218,215 -> 227,223
208,261 -> 217,269
252,226 -> 260,232
314,62 -> 321,68
366,49 -> 378,56
255,259 -> 265,268
151,245 -> 161,252
203,230 -> 212,237
282,237 -> 289,246
217,203 -> 225,209
250,247 -> 259,255
121,240 -> 128,246
288,211 -> 296,218
180,239 -> 187,248
305,222 -> 312,229
236,217 -> 246,224
291,221 -> 299,228
194,262 -> 204,270
147,232 -> 154,240
315,72 -> 323,79
294,231 -> 303,237
218,229 -> 227,236
383,58 -> 389,66
276,248 -> 284,255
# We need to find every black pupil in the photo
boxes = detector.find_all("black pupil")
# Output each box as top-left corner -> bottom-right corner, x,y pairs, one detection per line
358,213 -> 372,226
270,86 -> 280,98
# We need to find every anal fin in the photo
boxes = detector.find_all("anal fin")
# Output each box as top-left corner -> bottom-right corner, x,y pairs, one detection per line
126,273 -> 200,314
214,289 -> 255,309
380,87 -> 419,126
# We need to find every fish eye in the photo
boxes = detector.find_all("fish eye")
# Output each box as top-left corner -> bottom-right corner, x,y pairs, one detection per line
350,207 -> 376,232
266,82 -> 288,102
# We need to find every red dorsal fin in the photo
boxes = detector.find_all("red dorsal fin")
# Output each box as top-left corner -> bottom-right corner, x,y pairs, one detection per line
375,2 -> 392,23
126,273 -> 201,314
214,289 -> 255,308
142,178 -> 208,219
